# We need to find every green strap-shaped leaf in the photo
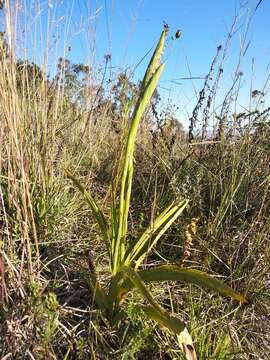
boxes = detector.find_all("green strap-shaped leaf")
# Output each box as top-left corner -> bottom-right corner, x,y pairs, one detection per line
141,29 -> 167,90
107,266 -> 163,316
107,270 -> 125,319
65,169 -> 110,253
114,64 -> 165,273
113,30 -> 168,274
112,267 -> 184,333
139,305 -> 185,334
107,266 -> 185,332
124,199 -> 188,269
120,157 -> 134,258
122,265 -> 248,303
110,188 -> 119,270
82,272 -> 109,311
123,266 -> 165,312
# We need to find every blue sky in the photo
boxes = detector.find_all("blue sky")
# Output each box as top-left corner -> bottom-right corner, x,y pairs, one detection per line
88,0 -> 269,122
2,0 -> 270,126
74,0 -> 270,125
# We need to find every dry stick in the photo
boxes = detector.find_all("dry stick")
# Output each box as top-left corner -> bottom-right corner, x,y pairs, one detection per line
189,14 -> 241,144
218,2 -> 266,138
188,44 -> 222,143
201,45 -> 222,141
217,73 -> 243,140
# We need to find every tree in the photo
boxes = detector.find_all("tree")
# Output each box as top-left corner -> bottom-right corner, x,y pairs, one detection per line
15,60 -> 44,93
54,57 -> 91,107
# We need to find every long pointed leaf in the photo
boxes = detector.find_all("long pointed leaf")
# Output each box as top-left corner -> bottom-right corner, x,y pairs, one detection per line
82,272 -> 109,311
65,169 -> 110,252
139,305 -> 185,334
113,30 -> 167,273
121,265 -> 248,303
112,267 -> 185,334
141,29 -> 167,90
114,63 -> 165,273
125,199 -> 188,269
